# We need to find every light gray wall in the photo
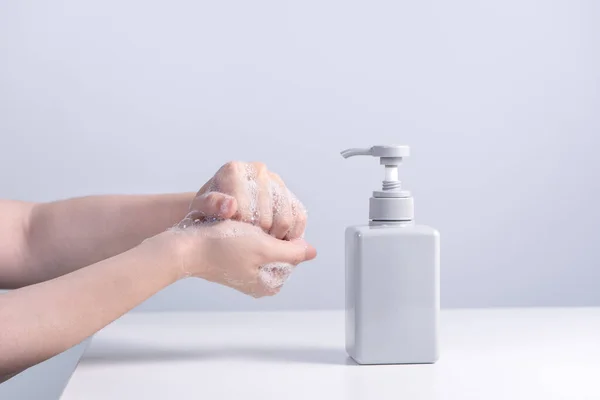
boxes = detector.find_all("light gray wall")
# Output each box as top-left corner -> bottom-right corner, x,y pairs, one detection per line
1,0 -> 598,310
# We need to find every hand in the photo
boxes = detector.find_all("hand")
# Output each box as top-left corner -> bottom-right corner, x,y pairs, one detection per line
188,162 -> 307,240
163,219 -> 317,297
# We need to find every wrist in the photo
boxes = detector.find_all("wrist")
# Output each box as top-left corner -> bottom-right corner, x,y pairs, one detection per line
137,231 -> 190,282
170,192 -> 197,221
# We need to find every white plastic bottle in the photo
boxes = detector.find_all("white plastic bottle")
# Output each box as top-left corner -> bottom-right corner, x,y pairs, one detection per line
341,145 -> 440,365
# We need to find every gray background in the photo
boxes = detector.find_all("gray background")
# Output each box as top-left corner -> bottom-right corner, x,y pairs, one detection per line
1,0 -> 598,311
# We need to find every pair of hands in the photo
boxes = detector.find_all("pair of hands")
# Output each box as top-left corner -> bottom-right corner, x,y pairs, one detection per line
155,162 -> 317,298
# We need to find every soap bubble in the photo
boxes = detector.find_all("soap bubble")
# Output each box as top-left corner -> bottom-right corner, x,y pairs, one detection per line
259,262 -> 294,289
243,164 -> 260,225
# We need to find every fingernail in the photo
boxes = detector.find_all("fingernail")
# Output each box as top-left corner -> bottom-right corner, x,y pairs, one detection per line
296,240 -> 317,260
220,198 -> 233,215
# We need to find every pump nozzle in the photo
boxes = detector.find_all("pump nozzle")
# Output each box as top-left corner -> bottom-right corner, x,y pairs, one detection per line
340,148 -> 373,158
340,145 -> 410,194
340,145 -> 410,159
341,145 -> 414,221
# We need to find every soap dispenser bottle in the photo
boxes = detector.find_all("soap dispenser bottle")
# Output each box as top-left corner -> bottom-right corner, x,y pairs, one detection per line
341,145 -> 440,365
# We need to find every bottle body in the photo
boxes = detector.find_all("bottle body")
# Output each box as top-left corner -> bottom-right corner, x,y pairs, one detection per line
345,222 -> 440,364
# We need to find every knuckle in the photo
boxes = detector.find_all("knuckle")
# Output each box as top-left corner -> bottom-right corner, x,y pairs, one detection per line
220,161 -> 241,176
297,211 -> 307,225
294,200 -> 307,218
238,209 -> 255,224
253,161 -> 268,173
289,221 -> 306,240
259,214 -> 273,232
279,217 -> 293,232
298,222 -> 306,234
269,172 -> 283,183
205,192 -> 220,202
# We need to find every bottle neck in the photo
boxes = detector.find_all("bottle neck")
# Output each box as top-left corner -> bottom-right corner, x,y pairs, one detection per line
369,196 -> 414,221
369,220 -> 415,227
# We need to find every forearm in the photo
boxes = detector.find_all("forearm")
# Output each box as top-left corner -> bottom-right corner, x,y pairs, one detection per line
0,233 -> 180,379
14,193 -> 193,287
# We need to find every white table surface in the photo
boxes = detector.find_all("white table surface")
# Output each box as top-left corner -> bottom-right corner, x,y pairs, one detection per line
62,308 -> 600,400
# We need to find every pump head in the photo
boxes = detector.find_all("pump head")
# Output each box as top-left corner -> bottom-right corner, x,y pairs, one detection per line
341,145 -> 414,222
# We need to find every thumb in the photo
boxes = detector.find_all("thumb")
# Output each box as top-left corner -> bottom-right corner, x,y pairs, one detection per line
190,192 -> 238,219
265,237 -> 317,265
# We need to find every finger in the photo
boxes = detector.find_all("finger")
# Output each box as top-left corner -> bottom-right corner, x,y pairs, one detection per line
252,162 -> 273,231
292,239 -> 317,261
286,194 -> 307,240
196,176 -> 217,195
189,192 -> 238,220
222,162 -> 257,223
268,173 -> 293,239
264,237 -> 317,265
